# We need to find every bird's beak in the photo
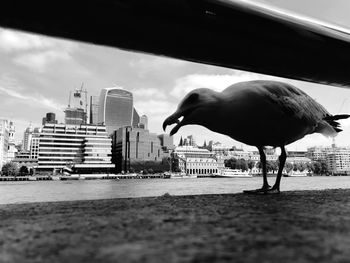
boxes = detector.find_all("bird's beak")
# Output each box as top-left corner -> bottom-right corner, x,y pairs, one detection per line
163,110 -> 184,136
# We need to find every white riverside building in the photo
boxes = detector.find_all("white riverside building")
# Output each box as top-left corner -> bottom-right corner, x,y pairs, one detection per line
172,146 -> 223,176
0,119 -> 9,170
326,148 -> 350,174
37,123 -> 114,174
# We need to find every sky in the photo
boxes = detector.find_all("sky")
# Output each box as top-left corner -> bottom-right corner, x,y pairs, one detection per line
1,0 -> 350,151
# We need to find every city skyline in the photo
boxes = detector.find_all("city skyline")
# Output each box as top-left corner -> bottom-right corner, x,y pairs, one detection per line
2,1 -> 350,150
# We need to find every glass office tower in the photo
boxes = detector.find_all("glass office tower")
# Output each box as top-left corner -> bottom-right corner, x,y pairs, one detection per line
98,87 -> 133,135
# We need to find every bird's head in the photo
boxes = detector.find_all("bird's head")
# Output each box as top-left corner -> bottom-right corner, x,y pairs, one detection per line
163,88 -> 220,136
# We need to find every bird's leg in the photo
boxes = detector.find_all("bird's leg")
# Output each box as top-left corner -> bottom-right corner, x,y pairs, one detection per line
243,147 -> 270,194
266,146 -> 286,194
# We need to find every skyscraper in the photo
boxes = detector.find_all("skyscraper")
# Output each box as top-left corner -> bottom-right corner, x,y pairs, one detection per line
89,96 -> 100,125
65,88 -> 88,125
132,108 -> 140,128
113,126 -> 171,173
98,87 -> 133,135
140,115 -> 148,130
42,112 -> 57,125
7,121 -> 17,162
22,123 -> 33,151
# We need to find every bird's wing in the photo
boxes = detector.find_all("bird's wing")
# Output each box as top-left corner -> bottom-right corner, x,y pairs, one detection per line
260,81 -> 336,135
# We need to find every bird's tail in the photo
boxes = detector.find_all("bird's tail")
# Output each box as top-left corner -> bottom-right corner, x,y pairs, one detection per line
316,114 -> 350,136
324,114 -> 350,132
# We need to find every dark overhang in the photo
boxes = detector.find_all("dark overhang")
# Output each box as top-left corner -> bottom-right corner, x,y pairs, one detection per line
2,0 -> 350,87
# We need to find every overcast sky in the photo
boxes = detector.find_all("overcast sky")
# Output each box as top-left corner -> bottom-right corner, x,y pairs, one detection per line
1,0 -> 350,151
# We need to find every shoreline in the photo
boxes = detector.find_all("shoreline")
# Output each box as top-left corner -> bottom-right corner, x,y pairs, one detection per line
1,189 -> 350,262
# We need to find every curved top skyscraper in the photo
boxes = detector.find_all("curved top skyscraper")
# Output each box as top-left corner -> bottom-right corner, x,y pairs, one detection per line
98,87 -> 133,134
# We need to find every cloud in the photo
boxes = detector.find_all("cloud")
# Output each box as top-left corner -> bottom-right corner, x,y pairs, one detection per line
0,28 -> 79,73
134,99 -> 176,116
170,71 -> 295,98
129,56 -> 186,70
129,56 -> 187,78
0,29 -> 55,52
0,85 -> 64,111
13,50 -> 72,73
132,88 -> 166,99
0,28 -> 76,53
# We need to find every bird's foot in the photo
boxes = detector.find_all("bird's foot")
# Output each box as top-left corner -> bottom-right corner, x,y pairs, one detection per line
264,187 -> 280,195
243,185 -> 271,194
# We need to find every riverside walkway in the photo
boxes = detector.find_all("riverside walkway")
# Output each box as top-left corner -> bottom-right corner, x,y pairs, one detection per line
0,188 -> 350,263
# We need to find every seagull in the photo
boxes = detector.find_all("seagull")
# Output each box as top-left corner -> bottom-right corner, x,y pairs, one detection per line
163,80 -> 350,194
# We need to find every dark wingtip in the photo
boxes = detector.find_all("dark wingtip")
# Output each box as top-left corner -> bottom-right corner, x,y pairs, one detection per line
324,114 -> 350,121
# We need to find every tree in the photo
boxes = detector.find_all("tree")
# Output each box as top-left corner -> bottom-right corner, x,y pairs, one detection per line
173,167 -> 181,173
284,162 -> 293,173
310,160 -> 328,175
293,163 -> 298,171
1,162 -> 19,176
256,161 -> 262,171
306,162 -> 313,172
224,158 -> 237,169
130,160 -> 170,173
269,161 -> 279,173
247,160 -> 255,171
320,160 -> 328,175
225,158 -> 249,171
237,158 -> 248,171
311,161 -> 322,174
19,166 -> 29,176
299,163 -> 307,172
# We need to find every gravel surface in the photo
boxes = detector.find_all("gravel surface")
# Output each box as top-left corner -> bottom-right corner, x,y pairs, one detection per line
1,189 -> 350,263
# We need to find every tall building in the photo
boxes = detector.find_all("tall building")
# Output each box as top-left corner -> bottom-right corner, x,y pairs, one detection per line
132,108 -> 140,128
140,115 -> 148,130
37,123 -> 114,173
22,123 -> 33,152
157,134 -> 174,151
7,121 -> 17,162
182,135 -> 196,146
98,87 -> 133,134
89,95 -> 100,125
65,88 -> 88,125
65,108 -> 87,125
113,126 -> 171,172
30,128 -> 41,159
42,112 -> 57,125
0,119 -> 9,170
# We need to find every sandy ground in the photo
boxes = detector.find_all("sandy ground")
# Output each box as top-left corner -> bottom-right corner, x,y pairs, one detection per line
1,189 -> 350,263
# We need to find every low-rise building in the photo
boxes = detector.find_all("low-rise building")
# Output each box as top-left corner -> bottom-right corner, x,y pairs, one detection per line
172,146 -> 220,175
326,148 -> 350,174
286,150 -> 311,164
12,151 -> 37,172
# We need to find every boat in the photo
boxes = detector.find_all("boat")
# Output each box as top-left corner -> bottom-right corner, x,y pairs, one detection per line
286,170 -> 308,177
216,168 -> 252,178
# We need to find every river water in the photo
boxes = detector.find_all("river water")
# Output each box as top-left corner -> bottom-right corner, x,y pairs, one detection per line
0,176 -> 350,205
